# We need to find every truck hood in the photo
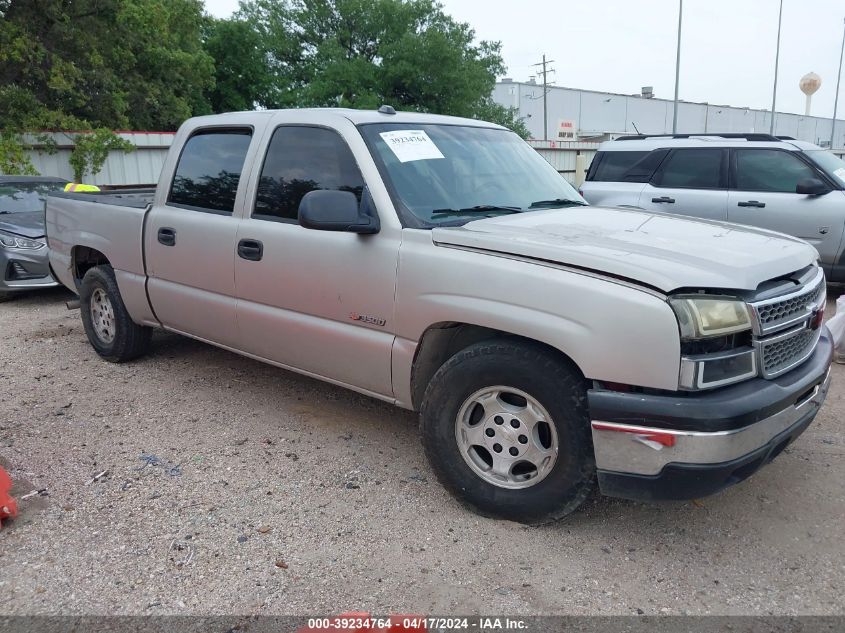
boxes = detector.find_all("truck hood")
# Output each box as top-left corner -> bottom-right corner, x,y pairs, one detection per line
431,207 -> 818,292
0,211 -> 45,239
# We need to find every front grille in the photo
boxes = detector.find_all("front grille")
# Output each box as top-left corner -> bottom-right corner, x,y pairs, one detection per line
750,269 -> 826,335
748,266 -> 826,379
758,326 -> 821,378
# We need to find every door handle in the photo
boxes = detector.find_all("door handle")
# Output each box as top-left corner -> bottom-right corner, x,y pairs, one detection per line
237,239 -> 263,261
651,196 -> 675,203
157,227 -> 176,246
737,200 -> 766,208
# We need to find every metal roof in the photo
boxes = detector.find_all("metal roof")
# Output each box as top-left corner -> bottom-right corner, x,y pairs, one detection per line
0,175 -> 69,184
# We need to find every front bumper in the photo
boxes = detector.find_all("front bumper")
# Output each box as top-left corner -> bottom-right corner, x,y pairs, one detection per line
589,329 -> 833,501
0,246 -> 58,293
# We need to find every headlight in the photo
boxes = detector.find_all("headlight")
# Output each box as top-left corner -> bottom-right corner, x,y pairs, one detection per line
670,296 -> 751,339
0,230 -> 45,250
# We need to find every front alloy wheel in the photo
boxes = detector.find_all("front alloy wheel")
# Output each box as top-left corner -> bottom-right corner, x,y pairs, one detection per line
455,386 -> 559,489
420,339 -> 595,524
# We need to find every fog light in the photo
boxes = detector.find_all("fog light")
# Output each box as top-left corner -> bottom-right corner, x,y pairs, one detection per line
679,348 -> 757,390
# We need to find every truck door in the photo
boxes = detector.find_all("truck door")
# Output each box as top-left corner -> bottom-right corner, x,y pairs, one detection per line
233,123 -> 399,398
144,128 -> 253,348
728,148 -> 845,274
638,148 -> 729,220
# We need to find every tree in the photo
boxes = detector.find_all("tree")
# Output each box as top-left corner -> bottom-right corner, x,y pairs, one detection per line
235,0 -> 526,135
202,17 -> 271,113
0,0 -> 214,132
0,0 -> 212,176
67,130 -> 136,183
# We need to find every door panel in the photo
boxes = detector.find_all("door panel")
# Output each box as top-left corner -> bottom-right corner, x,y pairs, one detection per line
638,184 -> 728,220
145,207 -> 240,346
728,190 -> 845,267
638,148 -> 728,220
728,149 -> 845,267
234,220 -> 398,395
144,127 -> 253,347
234,124 -> 397,397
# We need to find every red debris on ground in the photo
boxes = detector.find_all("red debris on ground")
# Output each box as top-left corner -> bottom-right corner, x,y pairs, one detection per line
0,466 -> 17,528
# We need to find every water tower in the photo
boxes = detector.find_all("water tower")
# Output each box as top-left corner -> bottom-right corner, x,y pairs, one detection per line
800,72 -> 822,115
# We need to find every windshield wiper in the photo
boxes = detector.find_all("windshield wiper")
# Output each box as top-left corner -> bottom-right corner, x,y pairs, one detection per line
528,198 -> 588,209
431,204 -> 523,218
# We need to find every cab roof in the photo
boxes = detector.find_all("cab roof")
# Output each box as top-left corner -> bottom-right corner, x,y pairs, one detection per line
185,107 -> 506,130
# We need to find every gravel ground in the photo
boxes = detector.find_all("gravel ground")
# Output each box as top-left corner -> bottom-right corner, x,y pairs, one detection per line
0,287 -> 843,616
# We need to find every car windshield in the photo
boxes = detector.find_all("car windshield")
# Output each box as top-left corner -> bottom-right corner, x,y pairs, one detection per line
805,150 -> 845,187
0,181 -> 66,214
359,123 -> 585,226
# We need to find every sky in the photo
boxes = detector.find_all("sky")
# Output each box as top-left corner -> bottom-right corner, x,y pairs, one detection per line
203,0 -> 845,118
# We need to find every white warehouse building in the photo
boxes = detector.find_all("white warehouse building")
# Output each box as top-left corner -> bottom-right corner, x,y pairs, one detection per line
492,80 -> 845,147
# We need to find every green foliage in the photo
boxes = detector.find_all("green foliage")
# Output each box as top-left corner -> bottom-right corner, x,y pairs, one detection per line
0,0 -> 214,131
234,0 -> 510,125
0,132 -> 37,175
202,17 -> 271,112
472,100 -> 532,139
67,130 -> 135,183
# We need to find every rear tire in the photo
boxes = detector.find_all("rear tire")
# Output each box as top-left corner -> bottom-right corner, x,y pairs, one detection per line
79,265 -> 151,362
419,340 -> 595,524
0,291 -> 13,303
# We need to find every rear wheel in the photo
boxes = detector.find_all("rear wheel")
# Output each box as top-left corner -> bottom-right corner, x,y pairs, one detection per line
419,340 -> 595,524
0,291 -> 13,303
79,265 -> 151,362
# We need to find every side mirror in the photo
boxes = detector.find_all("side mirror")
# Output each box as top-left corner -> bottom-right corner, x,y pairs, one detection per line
796,178 -> 831,196
298,189 -> 379,234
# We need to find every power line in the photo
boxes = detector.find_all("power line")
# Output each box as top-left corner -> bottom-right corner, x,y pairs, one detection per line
531,54 -> 555,141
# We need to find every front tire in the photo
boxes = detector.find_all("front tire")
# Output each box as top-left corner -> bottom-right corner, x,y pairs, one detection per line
79,265 -> 151,362
420,340 -> 595,524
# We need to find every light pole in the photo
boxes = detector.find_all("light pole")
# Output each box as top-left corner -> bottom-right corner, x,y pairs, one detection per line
831,17 -> 845,149
770,0 -> 783,135
672,0 -> 683,133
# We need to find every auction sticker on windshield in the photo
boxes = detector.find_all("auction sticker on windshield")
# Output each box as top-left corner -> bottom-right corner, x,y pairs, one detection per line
379,130 -> 445,163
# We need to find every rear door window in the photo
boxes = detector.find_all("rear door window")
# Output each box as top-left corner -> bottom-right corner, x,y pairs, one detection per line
734,149 -> 818,193
589,151 -> 648,181
167,129 -> 253,214
653,148 -> 723,189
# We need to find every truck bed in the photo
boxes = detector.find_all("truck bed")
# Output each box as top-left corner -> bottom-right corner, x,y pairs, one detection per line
46,190 -> 155,325
48,188 -> 156,209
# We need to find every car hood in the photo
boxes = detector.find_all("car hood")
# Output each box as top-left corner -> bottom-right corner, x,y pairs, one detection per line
0,211 -> 45,239
431,207 -> 818,292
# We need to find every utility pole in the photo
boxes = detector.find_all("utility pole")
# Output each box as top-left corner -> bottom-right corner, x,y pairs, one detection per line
531,54 -> 555,141
672,0 -> 683,133
831,17 -> 845,149
770,0 -> 784,135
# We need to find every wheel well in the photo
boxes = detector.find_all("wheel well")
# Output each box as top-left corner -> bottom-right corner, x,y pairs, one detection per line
72,246 -> 110,286
409,322 -> 583,410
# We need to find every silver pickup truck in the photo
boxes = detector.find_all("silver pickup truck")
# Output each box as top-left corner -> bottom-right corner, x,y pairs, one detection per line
46,108 -> 833,523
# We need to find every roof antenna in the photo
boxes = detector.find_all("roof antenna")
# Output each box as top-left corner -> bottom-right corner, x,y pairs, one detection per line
631,121 -> 641,134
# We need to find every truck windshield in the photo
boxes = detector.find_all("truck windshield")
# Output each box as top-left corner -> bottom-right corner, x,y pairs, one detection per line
359,123 -> 585,226
805,150 -> 845,187
0,182 -> 66,214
